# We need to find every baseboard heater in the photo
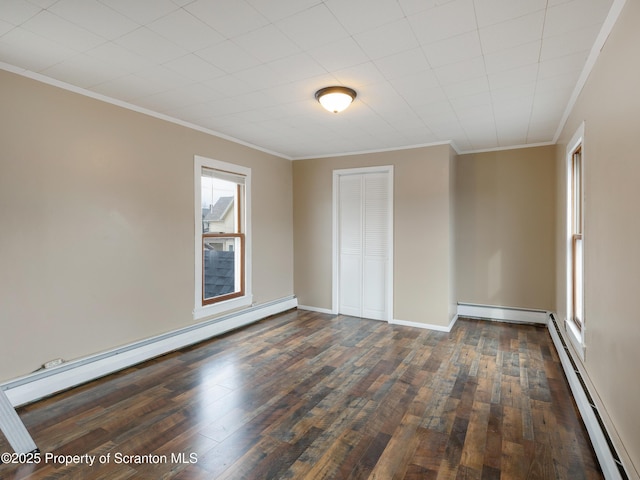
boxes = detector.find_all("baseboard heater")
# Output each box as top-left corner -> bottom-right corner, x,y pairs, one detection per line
1,296 -> 297,409
457,302 -> 548,324
0,389 -> 38,455
548,314 -> 628,480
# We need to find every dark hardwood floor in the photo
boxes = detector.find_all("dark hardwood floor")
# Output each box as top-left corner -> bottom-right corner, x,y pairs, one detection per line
1,309 -> 602,479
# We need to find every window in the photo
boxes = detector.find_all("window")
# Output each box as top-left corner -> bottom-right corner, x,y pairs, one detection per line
570,146 -> 583,330
566,123 -> 585,357
194,156 -> 251,319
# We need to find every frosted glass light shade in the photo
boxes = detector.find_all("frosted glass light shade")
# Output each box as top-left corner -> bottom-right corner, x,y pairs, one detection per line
315,86 -> 357,113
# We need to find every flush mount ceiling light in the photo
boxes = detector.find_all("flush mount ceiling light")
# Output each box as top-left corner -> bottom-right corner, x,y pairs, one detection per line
315,86 -> 357,113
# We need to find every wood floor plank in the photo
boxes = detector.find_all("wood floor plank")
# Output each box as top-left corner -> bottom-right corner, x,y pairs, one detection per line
0,312 -> 604,479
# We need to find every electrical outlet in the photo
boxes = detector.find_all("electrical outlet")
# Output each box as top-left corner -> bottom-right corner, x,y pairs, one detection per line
43,358 -> 64,369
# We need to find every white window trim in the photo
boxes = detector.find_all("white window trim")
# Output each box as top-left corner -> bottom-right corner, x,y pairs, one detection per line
565,122 -> 585,360
194,155 -> 252,320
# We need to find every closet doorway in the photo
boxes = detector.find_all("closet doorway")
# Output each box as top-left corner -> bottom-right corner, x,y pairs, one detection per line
333,166 -> 393,321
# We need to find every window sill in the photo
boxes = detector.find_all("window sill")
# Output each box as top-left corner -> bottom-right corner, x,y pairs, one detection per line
193,294 -> 252,321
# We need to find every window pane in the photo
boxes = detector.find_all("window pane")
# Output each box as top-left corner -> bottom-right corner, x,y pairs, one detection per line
201,174 -> 238,234
203,236 -> 243,302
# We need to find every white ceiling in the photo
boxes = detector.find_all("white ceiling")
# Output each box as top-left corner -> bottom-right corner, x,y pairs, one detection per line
0,0 -> 615,159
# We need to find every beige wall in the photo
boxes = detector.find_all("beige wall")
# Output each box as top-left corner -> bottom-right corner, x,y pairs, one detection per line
455,146 -> 556,310
293,144 -> 455,328
0,70 -> 293,382
555,0 -> 640,475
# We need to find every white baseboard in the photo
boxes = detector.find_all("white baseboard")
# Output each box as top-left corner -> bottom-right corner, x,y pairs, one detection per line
390,315 -> 458,332
296,305 -> 334,315
2,296 -> 297,407
457,303 -> 548,324
547,315 -> 626,480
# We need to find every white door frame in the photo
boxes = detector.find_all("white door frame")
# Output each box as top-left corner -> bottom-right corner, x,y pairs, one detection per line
332,165 -> 394,321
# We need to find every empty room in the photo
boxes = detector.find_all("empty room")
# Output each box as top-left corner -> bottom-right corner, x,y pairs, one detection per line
0,0 -> 638,479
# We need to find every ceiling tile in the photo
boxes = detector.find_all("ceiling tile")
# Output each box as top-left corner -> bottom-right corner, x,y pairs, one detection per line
196,40 -> 261,74
449,90 -> 492,110
474,0 -> 547,28
422,31 -> 482,68
232,64 -> 283,90
324,0 -> 405,34
353,19 -> 419,60
261,72 -> 338,104
234,24 -> 300,63
184,0 -> 268,38
49,0 -> 138,40
21,10 -> 105,52
133,64 -> 191,92
25,0 -> 57,8
0,1 -> 39,25
484,41 -> 540,74
85,41 -> 154,75
397,0 -> 439,16
408,0 -> 476,45
99,0 -> 179,24
403,86 -> 448,109
276,4 -> 348,50
537,51 -> 587,79
41,52 -> 124,87
91,73 -> 171,101
391,69 -> 440,100
309,37 -> 368,71
540,24 -> 601,61
147,8 -> 224,51
479,10 -> 545,55
434,56 -> 486,85
487,63 -> 538,90
544,0 -> 613,37
491,83 -> 536,104
115,27 -> 187,64
246,0 -> 323,22
332,62 -> 388,88
163,53 -> 225,82
202,73 -> 255,97
268,52 -> 325,82
0,27 -> 75,72
374,47 -> 431,80
0,19 -> 14,36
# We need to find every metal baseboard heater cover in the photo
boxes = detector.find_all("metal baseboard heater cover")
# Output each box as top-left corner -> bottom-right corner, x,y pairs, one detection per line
0,389 -> 37,455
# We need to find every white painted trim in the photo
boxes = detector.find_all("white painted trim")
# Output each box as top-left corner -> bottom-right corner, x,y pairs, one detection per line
461,141 -> 555,155
390,315 -> 458,333
293,141 -> 455,160
332,166 -> 394,322
297,305 -> 334,315
193,156 -> 252,320
2,297 -> 297,407
548,316 -> 624,480
457,303 -> 548,324
565,316 -> 586,361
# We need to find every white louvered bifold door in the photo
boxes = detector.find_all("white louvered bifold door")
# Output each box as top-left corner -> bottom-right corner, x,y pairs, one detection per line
338,174 -> 363,317
362,173 -> 389,320
338,172 -> 389,321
